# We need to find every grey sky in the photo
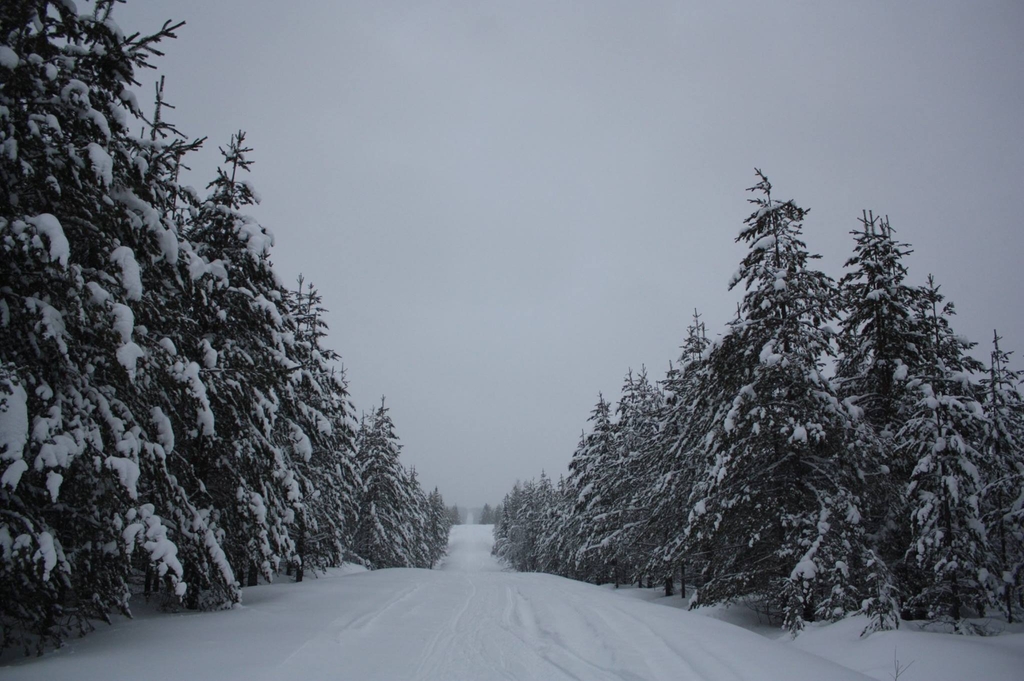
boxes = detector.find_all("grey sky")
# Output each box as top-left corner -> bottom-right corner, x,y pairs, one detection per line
113,0 -> 1024,508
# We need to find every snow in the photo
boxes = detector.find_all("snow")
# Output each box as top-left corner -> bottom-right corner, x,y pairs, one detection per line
110,246 -> 143,300
86,142 -> 113,187
0,524 -> 940,681
45,470 -> 63,502
1,526 -> 1019,679
86,281 -> 111,305
0,459 -> 28,490
201,339 -> 218,369
0,379 -> 29,462
617,588 -> 1024,681
26,214 -> 69,267
150,407 -> 174,455
290,422 -> 313,462
111,302 -> 135,342
177,361 -> 214,435
34,531 -> 58,581
116,341 -> 145,379
790,424 -> 808,443
0,46 -> 19,70
105,456 -> 140,499
238,217 -> 274,257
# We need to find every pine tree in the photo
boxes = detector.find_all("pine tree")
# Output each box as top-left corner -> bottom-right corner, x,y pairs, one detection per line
980,332 -> 1024,622
354,398 -> 419,568
687,171 -> 868,633
180,131 -> 298,588
0,1 -> 239,650
836,212 -> 926,436
425,487 -> 452,567
834,211 -> 934,630
624,312 -> 713,597
898,276 -> 989,630
281,277 -> 360,579
608,368 -> 666,589
564,395 -> 618,582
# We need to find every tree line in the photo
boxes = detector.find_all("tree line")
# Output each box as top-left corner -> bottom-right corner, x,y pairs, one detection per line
0,1 -> 452,654
493,171 -> 1024,635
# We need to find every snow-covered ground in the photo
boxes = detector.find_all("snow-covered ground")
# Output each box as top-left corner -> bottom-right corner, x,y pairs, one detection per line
3,525 -> 1021,680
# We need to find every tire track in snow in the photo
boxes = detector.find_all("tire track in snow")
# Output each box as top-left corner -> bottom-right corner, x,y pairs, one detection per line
413,574 -> 481,681
340,581 -> 424,634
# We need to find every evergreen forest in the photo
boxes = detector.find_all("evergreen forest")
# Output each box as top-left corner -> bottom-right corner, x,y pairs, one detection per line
493,172 -> 1024,636
0,1 -> 453,654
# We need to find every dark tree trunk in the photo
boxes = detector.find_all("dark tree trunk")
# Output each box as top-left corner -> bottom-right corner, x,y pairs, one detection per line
144,564 -> 154,602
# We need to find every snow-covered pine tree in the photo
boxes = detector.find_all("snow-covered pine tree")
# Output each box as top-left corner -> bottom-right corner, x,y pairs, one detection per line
836,212 -> 926,437
980,331 -> 1024,622
898,275 -> 989,630
404,466 -> 432,568
109,72 -> 241,613
834,211 -> 932,631
564,395 -> 618,583
281,276 -> 360,579
491,483 -> 520,567
181,131 -> 298,588
0,1 -> 234,650
531,471 -> 566,574
491,475 -> 558,573
645,311 -> 715,596
608,368 -> 666,590
835,213 -> 928,601
425,487 -> 452,568
687,171 -> 868,633
354,398 -> 418,568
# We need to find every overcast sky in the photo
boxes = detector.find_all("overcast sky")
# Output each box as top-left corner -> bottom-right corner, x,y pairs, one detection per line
112,0 -> 1024,509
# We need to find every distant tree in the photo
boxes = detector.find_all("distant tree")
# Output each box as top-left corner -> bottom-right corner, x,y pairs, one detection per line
354,399 -> 414,568
564,395 -> 617,582
425,488 -> 453,568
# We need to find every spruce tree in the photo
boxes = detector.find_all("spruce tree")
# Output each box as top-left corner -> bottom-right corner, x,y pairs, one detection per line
898,276 -> 988,629
354,398 -> 418,568
609,368 -> 666,590
687,171 -> 868,632
980,332 -> 1024,622
645,312 -> 712,594
181,131 -> 298,587
0,1 -> 237,650
281,277 -> 360,578
564,395 -> 617,582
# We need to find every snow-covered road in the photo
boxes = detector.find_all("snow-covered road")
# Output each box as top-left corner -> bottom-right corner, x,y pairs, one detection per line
3,525 -> 874,680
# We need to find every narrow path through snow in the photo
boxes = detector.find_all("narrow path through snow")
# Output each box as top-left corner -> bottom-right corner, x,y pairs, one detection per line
1,525 -> 874,681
